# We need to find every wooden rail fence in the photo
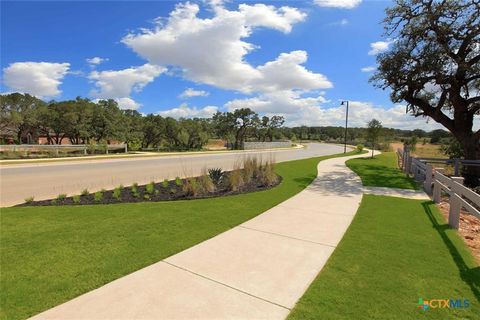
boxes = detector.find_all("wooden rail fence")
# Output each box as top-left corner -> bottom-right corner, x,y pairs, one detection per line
0,144 -> 128,155
397,147 -> 480,229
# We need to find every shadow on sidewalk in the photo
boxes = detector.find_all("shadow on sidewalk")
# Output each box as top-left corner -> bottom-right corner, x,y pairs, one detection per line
422,201 -> 480,302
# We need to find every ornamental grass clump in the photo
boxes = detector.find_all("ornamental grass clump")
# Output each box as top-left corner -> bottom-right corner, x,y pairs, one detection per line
198,168 -> 215,194
260,159 -> 278,186
243,157 -> 257,184
228,164 -> 245,192
183,177 -> 200,196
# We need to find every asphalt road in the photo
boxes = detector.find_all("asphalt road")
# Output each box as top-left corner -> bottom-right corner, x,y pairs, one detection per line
0,143 -> 345,207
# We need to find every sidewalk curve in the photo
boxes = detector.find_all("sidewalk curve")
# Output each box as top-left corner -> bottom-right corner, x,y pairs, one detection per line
30,151 -> 372,320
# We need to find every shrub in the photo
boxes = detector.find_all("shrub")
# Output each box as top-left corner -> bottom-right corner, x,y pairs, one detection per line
24,196 -> 34,204
162,179 -> 169,188
57,193 -> 67,201
198,169 -> 215,194
356,144 -> 364,152
146,181 -> 155,194
170,188 -> 177,194
183,177 -> 200,196
228,170 -> 244,192
155,189 -> 160,195
51,199 -> 57,205
208,168 -> 223,185
144,194 -> 150,200
113,187 -> 122,201
81,189 -> 89,196
175,177 -> 183,186
131,183 -> 138,194
72,195 -> 81,204
243,157 -> 257,184
94,191 -> 103,202
260,160 -> 279,186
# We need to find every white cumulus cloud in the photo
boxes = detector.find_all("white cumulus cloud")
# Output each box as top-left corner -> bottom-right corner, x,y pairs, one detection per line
361,66 -> 376,72
2,61 -> 70,98
121,2 -> 315,94
179,88 -> 210,99
224,93 -> 447,130
368,40 -> 394,55
88,63 -> 165,109
86,57 -> 109,67
157,103 -> 218,119
314,0 -> 362,9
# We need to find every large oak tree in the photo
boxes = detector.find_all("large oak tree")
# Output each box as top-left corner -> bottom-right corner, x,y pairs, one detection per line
373,0 -> 479,184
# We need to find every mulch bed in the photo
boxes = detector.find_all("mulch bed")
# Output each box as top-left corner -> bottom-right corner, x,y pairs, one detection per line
19,171 -> 281,207
437,198 -> 480,263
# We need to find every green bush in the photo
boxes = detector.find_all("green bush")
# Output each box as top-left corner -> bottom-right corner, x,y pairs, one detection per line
146,181 -> 155,195
57,194 -> 67,201
144,194 -> 150,200
94,191 -> 103,202
131,183 -> 138,194
72,195 -> 81,204
170,188 -> 177,194
162,179 -> 169,188
24,196 -> 34,204
81,189 -> 89,196
113,187 -> 122,201
356,144 -> 364,152
175,177 -> 183,186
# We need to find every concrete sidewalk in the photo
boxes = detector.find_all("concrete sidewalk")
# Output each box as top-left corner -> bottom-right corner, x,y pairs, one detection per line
30,151 -> 370,320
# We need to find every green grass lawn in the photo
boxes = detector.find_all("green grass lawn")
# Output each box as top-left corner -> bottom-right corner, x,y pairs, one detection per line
346,152 -> 419,189
288,195 -> 479,320
0,150 -> 361,320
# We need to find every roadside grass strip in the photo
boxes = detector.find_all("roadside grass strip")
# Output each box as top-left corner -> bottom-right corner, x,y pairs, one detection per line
0,150 -> 360,320
346,152 -> 419,190
288,195 -> 479,320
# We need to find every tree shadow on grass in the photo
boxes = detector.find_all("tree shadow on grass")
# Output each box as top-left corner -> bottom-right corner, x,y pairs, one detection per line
422,201 -> 480,301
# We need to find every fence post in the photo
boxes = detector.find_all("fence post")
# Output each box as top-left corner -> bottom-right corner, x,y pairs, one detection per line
84,146 -> 87,155
454,158 -> 460,176
448,177 -> 464,229
424,163 -> 433,194
432,168 -> 444,203
124,144 -> 128,153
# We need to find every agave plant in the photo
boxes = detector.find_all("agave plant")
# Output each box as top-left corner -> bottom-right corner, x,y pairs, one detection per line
208,168 -> 224,185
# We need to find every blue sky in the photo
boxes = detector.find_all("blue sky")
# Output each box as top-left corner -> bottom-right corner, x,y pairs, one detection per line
0,0 -> 446,129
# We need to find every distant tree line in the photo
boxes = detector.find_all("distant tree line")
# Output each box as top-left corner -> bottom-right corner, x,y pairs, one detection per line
0,93 -> 454,151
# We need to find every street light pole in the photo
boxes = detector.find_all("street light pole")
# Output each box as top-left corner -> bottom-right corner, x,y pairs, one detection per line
341,100 -> 349,153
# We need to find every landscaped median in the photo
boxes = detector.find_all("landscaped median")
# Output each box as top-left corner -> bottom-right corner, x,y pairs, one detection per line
289,153 -> 479,319
0,150 -> 360,320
